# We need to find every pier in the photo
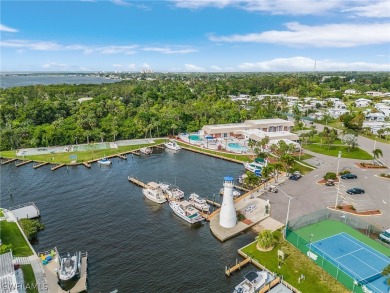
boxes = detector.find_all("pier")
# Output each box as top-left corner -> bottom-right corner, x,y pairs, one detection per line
33,162 -> 49,169
1,158 -> 17,165
9,202 -> 40,219
205,199 -> 221,208
83,162 -> 91,168
118,154 -> 127,159
178,143 -> 244,164
128,177 -> 148,188
15,160 -> 33,167
225,257 -> 252,276
130,150 -> 141,156
51,164 -> 66,171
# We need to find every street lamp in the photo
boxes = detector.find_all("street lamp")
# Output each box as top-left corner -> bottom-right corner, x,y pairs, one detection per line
278,188 -> 293,238
334,151 -> 342,209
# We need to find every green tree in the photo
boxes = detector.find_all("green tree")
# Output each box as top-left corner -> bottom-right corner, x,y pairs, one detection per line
261,165 -> 274,189
372,148 -> 383,160
18,219 -> 45,241
281,154 -> 295,175
243,171 -> 261,189
256,230 -> 278,250
382,264 -> 390,286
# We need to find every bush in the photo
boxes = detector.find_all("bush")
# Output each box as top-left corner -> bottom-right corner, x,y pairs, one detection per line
323,172 -> 337,180
237,213 -> 246,221
256,230 -> 279,250
0,244 -> 13,254
339,170 -> 351,175
18,219 -> 45,241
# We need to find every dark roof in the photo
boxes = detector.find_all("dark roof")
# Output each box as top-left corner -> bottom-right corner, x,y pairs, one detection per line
244,271 -> 259,282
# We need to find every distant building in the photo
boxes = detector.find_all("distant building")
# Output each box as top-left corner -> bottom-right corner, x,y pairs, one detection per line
344,89 -> 358,95
366,91 -> 385,97
366,112 -> 385,121
327,108 -> 350,119
334,101 -> 347,109
355,98 -> 372,107
77,97 -> 93,103
363,121 -> 390,134
0,252 -> 18,293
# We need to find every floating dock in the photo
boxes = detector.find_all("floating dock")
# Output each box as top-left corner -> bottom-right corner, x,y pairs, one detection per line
128,177 -> 148,188
51,164 -> 66,171
15,160 -> 33,167
33,162 -> 49,169
9,202 -> 40,220
1,158 -> 17,165
225,257 -> 252,276
82,162 -> 91,168
205,199 -> 221,208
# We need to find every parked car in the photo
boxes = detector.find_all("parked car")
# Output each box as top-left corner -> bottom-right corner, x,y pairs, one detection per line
289,174 -> 300,181
268,185 -> 278,193
325,179 -> 335,186
341,173 -> 357,179
346,188 -> 365,194
379,229 -> 390,244
293,171 -> 302,178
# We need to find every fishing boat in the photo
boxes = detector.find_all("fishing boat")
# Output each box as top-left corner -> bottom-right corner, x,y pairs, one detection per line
233,271 -> 270,293
58,252 -> 81,282
142,182 -> 167,204
139,147 -> 153,155
169,200 -> 204,224
97,157 -> 112,166
188,193 -> 210,212
159,183 -> 185,200
164,141 -> 181,151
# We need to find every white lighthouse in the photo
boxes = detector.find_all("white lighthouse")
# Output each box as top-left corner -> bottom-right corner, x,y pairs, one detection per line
219,176 -> 237,228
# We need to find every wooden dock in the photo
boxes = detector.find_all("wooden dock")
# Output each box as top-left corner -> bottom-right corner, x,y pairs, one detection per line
15,160 -> 32,167
234,184 -> 250,192
153,145 -> 165,149
51,164 -> 65,171
118,154 -> 127,160
205,199 -> 221,207
128,177 -> 148,188
225,257 -> 252,276
1,158 -> 17,165
83,162 -> 91,168
130,150 -> 140,156
9,202 -> 40,219
33,162 -> 49,169
178,144 -> 244,164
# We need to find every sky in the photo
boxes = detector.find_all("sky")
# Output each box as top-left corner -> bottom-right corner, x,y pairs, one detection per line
1,0 -> 390,72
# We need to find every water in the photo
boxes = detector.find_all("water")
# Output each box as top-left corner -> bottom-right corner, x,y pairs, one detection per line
188,134 -> 201,141
1,150 -> 256,292
0,75 -> 121,88
227,143 -> 248,152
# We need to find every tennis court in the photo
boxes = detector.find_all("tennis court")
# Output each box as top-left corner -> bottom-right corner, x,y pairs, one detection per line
308,232 -> 390,292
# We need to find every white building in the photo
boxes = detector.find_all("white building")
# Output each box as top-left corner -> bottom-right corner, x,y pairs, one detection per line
366,113 -> 385,122
344,89 -> 358,95
334,101 -> 347,109
0,252 -> 19,293
327,108 -> 350,119
363,121 -> 390,134
355,98 -> 372,107
366,91 -> 386,97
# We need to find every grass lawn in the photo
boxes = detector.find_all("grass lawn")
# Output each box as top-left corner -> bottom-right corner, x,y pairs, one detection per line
0,209 -> 4,217
290,161 -> 315,174
308,135 -> 343,145
294,153 -> 314,161
21,265 -> 39,293
361,133 -> 390,144
241,231 -> 348,293
0,139 -> 166,164
176,141 -> 253,162
302,144 -> 372,160
0,221 -> 32,256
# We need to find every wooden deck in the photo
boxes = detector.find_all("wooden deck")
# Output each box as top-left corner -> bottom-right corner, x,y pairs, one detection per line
9,202 -> 40,219
178,143 -> 244,164
33,162 -> 49,169
128,177 -> 148,188
15,160 -> 33,167
205,199 -> 221,207
225,257 -> 252,276
1,158 -> 17,165
51,164 -> 65,171
82,162 -> 91,168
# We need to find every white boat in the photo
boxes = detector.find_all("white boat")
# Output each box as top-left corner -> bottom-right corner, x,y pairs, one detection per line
233,271 -> 270,293
97,157 -> 112,166
243,162 -> 263,173
159,183 -> 185,200
188,193 -> 210,212
164,141 -> 181,151
142,182 -> 167,204
58,252 -> 80,281
169,201 -> 204,224
139,147 -> 153,155
220,188 -> 241,198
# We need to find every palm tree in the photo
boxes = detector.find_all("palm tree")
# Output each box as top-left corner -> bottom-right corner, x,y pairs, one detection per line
382,264 -> 390,285
373,148 -> 383,160
272,162 -> 284,182
261,165 -> 274,189
281,154 -> 295,175
256,230 -> 278,251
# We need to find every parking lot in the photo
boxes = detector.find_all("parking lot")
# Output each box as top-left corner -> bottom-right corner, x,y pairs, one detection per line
261,151 -> 390,231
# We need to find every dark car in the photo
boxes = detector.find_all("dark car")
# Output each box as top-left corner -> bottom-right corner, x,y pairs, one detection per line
289,174 -> 300,181
325,179 -> 335,186
347,188 -> 365,194
341,173 -> 357,179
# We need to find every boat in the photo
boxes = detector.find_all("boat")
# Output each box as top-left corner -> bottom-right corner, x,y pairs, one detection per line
58,252 -> 81,282
159,183 -> 185,200
233,270 -> 270,293
220,188 -> 241,198
188,193 -> 210,212
243,162 -> 263,173
169,200 -> 204,224
164,141 -> 181,151
97,157 -> 112,166
142,182 -> 167,204
139,147 -> 153,155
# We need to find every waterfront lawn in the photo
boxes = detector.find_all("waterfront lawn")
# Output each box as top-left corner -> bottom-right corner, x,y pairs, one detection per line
21,265 -> 39,293
290,161 -> 315,174
0,209 -> 4,217
176,142 -> 253,162
302,144 -> 372,160
0,139 -> 165,164
0,222 -> 32,256
241,234 -> 348,293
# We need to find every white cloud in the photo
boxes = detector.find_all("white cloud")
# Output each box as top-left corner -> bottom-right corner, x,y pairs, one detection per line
128,64 -> 136,69
142,47 -> 197,54
111,0 -> 130,6
209,22 -> 390,47
112,64 -> 123,68
42,62 -> 68,69
211,65 -> 222,71
237,57 -> 390,71
0,24 -> 18,33
184,64 -> 205,71
342,0 -> 390,18
172,0 -> 345,15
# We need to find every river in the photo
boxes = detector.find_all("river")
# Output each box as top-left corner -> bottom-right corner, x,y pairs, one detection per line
1,149 -> 257,292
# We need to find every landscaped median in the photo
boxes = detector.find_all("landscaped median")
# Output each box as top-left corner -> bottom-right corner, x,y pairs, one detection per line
239,230 -> 349,293
0,139 -> 166,164
302,144 -> 372,160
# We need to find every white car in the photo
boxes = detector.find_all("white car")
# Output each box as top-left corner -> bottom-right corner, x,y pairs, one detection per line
379,229 -> 390,244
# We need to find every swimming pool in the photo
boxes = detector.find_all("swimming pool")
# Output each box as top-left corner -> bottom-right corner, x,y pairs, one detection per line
228,143 -> 248,152
188,134 -> 202,141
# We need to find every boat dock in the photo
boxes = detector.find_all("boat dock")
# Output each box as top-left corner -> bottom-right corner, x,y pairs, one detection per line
130,150 -> 141,156
33,162 -> 49,169
15,160 -> 33,167
128,177 -> 148,188
225,257 -> 252,276
205,199 -> 221,208
83,162 -> 91,168
9,202 -> 40,220
234,185 -> 250,192
51,164 -> 66,171
1,158 -> 17,165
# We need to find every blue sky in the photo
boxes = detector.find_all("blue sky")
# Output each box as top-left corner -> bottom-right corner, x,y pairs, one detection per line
1,0 -> 390,72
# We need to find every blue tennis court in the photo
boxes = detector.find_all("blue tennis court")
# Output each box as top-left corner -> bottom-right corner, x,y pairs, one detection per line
308,232 -> 390,293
